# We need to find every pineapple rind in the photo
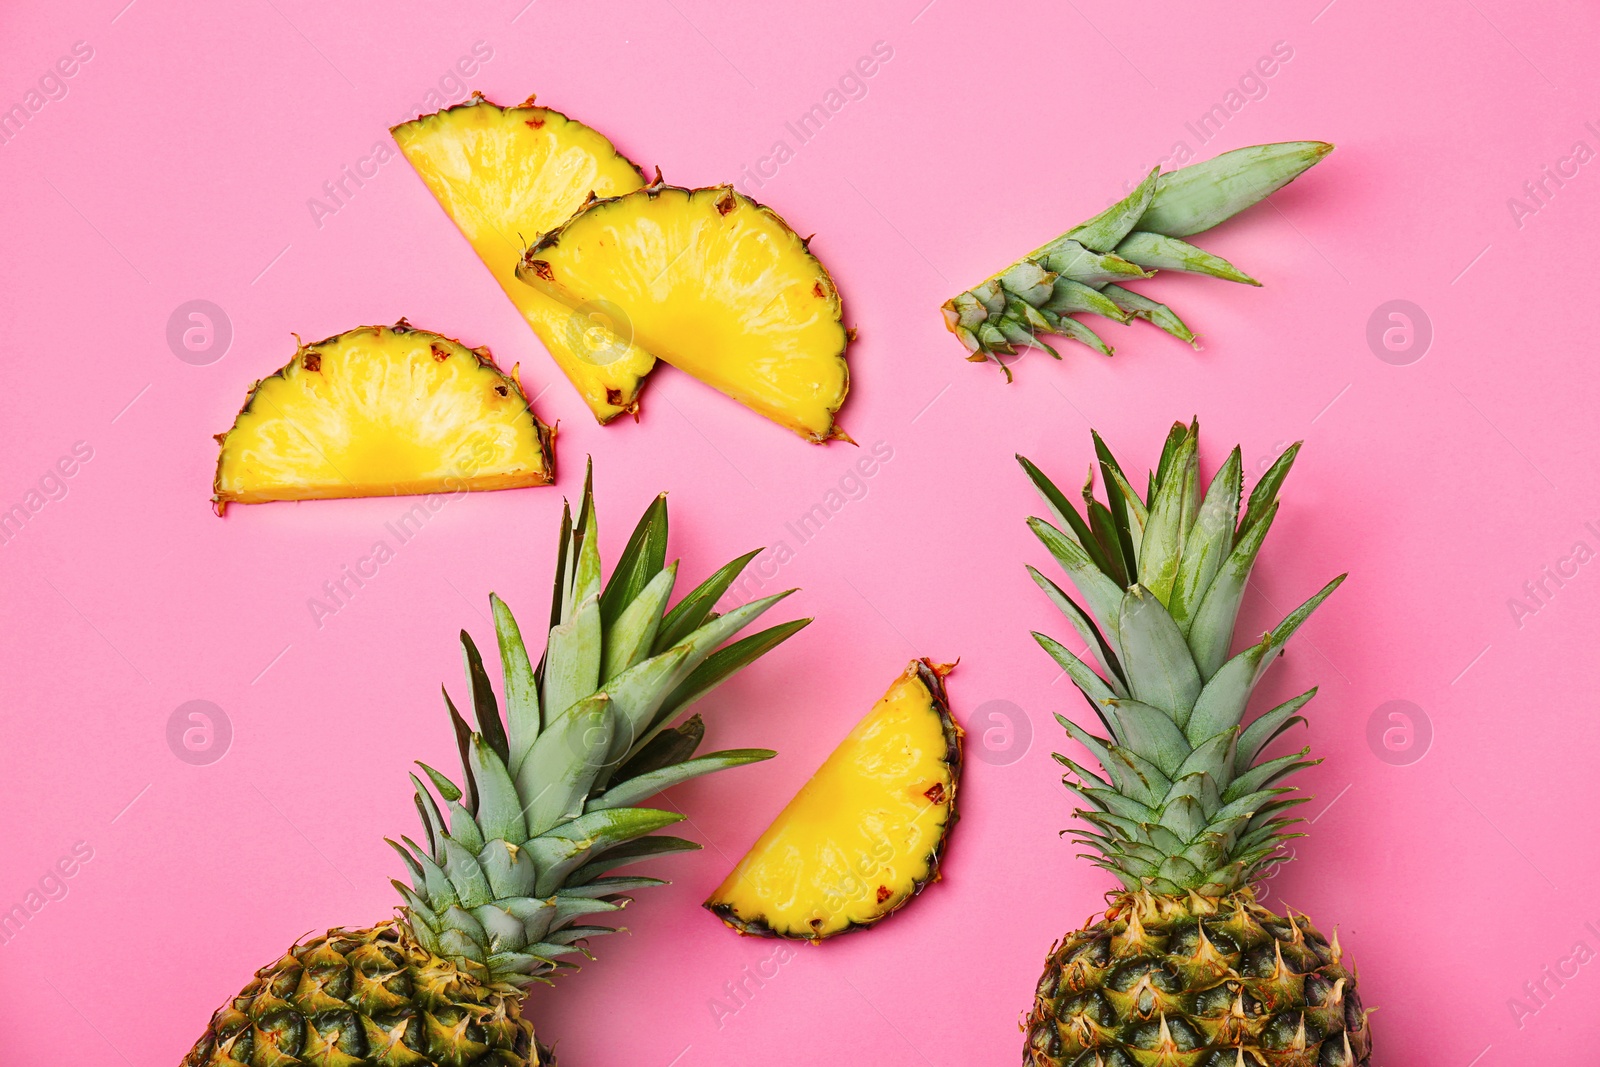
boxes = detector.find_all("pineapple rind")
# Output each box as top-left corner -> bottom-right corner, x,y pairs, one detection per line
518,183 -> 852,443
1026,890 -> 1372,1067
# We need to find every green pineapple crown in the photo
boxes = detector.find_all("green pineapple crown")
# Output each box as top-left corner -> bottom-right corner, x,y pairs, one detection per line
944,141 -> 1332,379
1022,421 -> 1344,897
389,462 -> 809,989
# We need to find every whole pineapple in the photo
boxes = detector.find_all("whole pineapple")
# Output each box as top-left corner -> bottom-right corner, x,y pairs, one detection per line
183,465 -> 808,1066
1019,422 -> 1371,1066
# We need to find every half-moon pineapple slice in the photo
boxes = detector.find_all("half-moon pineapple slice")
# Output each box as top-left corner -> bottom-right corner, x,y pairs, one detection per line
517,184 -> 852,443
212,322 -> 553,510
392,95 -> 656,423
706,659 -> 961,939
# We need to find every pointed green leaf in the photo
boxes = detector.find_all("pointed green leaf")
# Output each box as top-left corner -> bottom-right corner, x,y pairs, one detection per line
1068,167 -> 1161,252
590,750 -> 774,811
602,562 -> 678,683
517,694 -> 615,837
460,631 -> 509,766
1036,633 -> 1119,739
440,838 -> 492,909
1187,500 -> 1277,680
656,617 -> 811,724
543,593 -> 602,723
654,549 -> 761,654
1138,141 -> 1334,238
1114,232 -> 1260,285
1170,447 -> 1242,635
1027,517 -> 1127,649
1018,455 -> 1118,581
468,736 -> 527,843
613,715 -> 704,783
1138,428 -> 1197,604
566,835 -> 701,886
1103,698 -> 1192,776
1099,284 -> 1197,345
1027,567 -> 1127,695
1236,689 -> 1316,776
1115,586 -> 1202,727
600,493 -> 668,628
1241,442 -> 1300,539
491,595 -> 541,773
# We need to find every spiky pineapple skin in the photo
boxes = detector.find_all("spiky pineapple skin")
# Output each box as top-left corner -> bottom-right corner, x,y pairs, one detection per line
1025,891 -> 1370,1067
181,922 -> 537,1067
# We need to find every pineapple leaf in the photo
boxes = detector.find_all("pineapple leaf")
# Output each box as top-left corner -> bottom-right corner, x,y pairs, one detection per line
415,762 -> 462,804
479,839 -> 537,899
490,595 -> 541,769
1035,633 -> 1119,738
566,835 -> 702,886
547,500 -> 574,637
655,617 -> 812,725
1044,278 -> 1132,322
1106,746 -> 1171,807
557,875 -> 667,899
1235,688 -> 1316,775
600,493 -> 668,628
1053,315 -> 1114,357
1114,232 -> 1260,285
1018,455 -> 1118,581
542,593 -> 602,724
442,688 -> 478,813
444,802 -> 485,852
1067,166 -> 1160,252
1152,421 -> 1191,493
589,750 -> 775,811
1138,141 -> 1333,238
460,630 -> 509,766
441,838 -> 493,908
1115,586 -> 1202,727
1099,284 -> 1197,345
613,715 -> 704,783
1027,566 -> 1128,696
1241,441 -> 1300,539
1186,499 -> 1278,680
599,644 -> 695,774
1027,517 -> 1126,645
1224,748 -> 1316,801
1104,699 -> 1192,776
1138,426 -> 1197,605
1169,447 -> 1242,634
601,562 -> 678,683
517,693 -> 615,837
468,736 -> 527,843
1085,493 -> 1130,587
527,808 -> 685,897
571,461 -> 602,609
1039,239 -> 1151,285
1172,727 -> 1239,786
412,785 -> 442,860
654,548 -> 761,653
1092,430 -> 1143,570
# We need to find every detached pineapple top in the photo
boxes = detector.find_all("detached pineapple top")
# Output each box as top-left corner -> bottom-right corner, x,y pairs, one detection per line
946,142 -> 1332,379
391,463 -> 810,989
1023,422 -> 1343,896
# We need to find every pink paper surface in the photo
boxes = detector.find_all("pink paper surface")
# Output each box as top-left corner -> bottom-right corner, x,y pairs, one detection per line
2,1 -> 1596,1063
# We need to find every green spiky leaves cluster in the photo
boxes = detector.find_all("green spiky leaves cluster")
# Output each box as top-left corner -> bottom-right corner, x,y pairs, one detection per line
1022,421 -> 1344,896
944,142 -> 1332,379
390,464 -> 809,988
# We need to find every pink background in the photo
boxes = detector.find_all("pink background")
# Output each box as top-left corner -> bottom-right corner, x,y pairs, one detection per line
2,0 -> 1597,1063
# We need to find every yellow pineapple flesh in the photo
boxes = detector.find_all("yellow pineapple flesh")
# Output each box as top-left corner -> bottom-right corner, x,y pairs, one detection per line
392,96 -> 656,423
706,659 -> 960,939
518,184 -> 852,442
213,322 -> 553,509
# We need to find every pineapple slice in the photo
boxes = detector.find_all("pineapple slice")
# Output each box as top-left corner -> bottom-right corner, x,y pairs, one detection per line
517,184 -> 852,443
212,322 -> 553,510
392,95 -> 656,423
705,660 -> 961,940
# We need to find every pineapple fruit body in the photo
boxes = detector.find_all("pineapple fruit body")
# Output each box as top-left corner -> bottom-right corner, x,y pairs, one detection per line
519,183 -> 852,442
1027,891 -> 1370,1067
706,659 -> 961,940
182,922 -> 535,1067
392,96 -> 656,423
212,322 -> 553,509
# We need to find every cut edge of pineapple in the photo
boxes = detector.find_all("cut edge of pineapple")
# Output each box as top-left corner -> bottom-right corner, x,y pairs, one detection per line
518,180 -> 855,444
704,658 -> 962,941
211,319 -> 556,515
